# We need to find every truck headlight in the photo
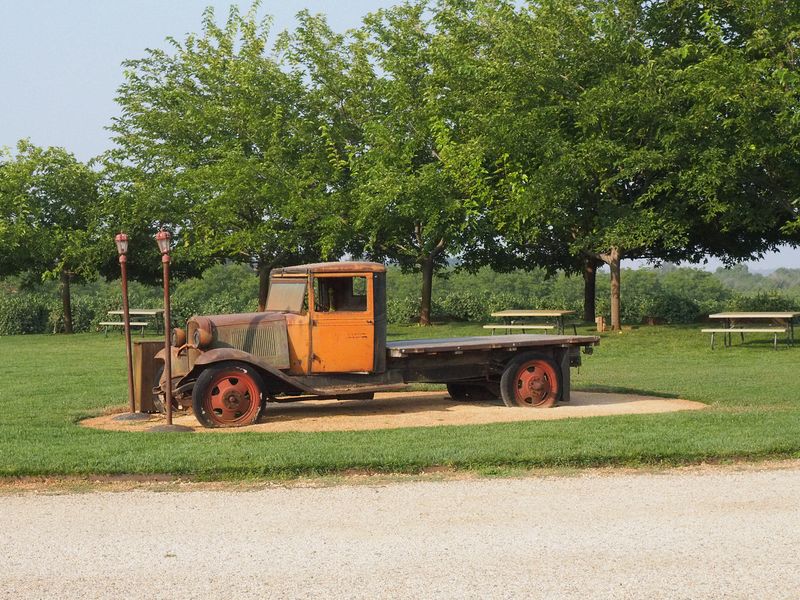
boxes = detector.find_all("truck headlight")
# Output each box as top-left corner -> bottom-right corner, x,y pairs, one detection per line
193,327 -> 213,349
172,327 -> 187,347
188,317 -> 214,349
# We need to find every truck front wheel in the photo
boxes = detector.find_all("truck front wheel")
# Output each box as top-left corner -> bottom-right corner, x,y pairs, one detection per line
192,361 -> 265,428
500,353 -> 561,408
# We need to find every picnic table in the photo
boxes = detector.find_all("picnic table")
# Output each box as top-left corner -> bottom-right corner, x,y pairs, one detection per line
486,309 -> 577,335
104,308 -> 165,335
703,312 -> 799,349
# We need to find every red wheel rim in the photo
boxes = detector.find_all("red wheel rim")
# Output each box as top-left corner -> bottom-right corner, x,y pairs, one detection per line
202,369 -> 261,426
514,360 -> 558,407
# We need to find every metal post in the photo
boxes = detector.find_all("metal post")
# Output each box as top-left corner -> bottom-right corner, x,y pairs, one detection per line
162,253 -> 173,426
121,256 -> 136,413
113,233 -> 150,422
148,230 -> 192,433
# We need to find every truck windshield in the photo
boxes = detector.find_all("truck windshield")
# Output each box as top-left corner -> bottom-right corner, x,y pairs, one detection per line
265,280 -> 307,313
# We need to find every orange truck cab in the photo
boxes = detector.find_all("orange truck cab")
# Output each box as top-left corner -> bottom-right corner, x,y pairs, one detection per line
156,261 -> 599,428
266,262 -> 387,375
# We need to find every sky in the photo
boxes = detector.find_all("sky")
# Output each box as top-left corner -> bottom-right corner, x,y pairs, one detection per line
1,0 -> 798,272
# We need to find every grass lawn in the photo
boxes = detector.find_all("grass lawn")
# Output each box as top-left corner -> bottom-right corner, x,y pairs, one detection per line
0,323 -> 798,479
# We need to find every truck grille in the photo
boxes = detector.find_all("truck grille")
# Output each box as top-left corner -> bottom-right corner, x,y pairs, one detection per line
213,323 -> 290,369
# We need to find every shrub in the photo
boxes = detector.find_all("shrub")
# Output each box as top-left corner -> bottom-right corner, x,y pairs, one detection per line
47,295 -> 105,333
726,292 -> 799,312
0,293 -> 50,335
387,296 -> 419,324
171,263 -> 259,324
433,291 -> 545,322
648,294 -> 702,324
199,292 -> 258,317
435,291 -> 492,322
171,297 -> 202,325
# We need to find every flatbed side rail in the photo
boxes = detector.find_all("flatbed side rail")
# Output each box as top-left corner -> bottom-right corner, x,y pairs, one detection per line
386,334 -> 599,358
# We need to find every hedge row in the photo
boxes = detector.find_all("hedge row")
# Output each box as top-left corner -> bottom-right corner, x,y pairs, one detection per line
0,291 -> 260,336
2,264 -> 799,334
0,264 -> 260,335
387,290 -> 800,325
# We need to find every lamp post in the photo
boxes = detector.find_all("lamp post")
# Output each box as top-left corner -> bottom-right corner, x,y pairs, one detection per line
157,230 -> 174,426
149,230 -> 192,433
113,233 -> 149,422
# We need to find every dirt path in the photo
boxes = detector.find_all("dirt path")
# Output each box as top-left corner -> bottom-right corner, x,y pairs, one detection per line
82,390 -> 705,433
1,464 -> 798,599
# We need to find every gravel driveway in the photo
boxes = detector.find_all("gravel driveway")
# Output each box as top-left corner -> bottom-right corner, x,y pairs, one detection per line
2,464 -> 799,599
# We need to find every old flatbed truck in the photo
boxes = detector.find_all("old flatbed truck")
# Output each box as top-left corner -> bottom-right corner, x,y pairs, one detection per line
156,262 -> 600,428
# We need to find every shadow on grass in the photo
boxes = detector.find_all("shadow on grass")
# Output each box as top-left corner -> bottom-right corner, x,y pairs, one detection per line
574,385 -> 680,399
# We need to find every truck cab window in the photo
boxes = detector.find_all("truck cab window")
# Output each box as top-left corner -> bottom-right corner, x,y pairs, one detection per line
314,276 -> 367,312
265,280 -> 307,313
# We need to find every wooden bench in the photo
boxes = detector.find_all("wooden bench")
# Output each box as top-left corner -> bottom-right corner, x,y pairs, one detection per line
99,321 -> 149,337
483,324 -> 555,335
701,327 -> 787,350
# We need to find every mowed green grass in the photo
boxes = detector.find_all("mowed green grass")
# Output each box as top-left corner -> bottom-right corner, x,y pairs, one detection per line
0,324 -> 798,479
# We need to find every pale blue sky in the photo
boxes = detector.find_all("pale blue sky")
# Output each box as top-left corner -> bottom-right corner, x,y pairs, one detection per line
1,0 -> 797,270
0,0 -> 395,160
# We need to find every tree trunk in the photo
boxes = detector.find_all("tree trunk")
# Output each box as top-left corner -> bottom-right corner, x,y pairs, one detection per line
419,257 -> 435,326
582,258 -> 597,322
258,265 -> 270,312
60,270 -> 73,334
608,248 -> 622,331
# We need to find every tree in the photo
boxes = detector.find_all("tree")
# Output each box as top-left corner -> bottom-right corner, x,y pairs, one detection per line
435,0 -> 663,328
0,140 -> 101,333
282,3 -> 496,325
446,0 -> 799,329
420,0 -> 633,324
107,5 -> 336,309
641,0 -> 800,256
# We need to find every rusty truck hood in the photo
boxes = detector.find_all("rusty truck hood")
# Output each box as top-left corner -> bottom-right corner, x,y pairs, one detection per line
196,311 -> 286,327
188,311 -> 292,371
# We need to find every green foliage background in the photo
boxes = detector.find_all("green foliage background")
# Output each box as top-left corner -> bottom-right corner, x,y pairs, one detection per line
1,263 -> 798,335
2,1 -> 800,333
388,265 -> 800,324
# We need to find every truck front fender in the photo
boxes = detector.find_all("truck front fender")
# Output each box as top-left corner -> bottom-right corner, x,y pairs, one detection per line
178,348 -> 316,395
154,346 -> 190,381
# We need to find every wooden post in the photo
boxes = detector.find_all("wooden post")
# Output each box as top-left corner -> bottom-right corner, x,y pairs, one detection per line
133,341 -> 164,412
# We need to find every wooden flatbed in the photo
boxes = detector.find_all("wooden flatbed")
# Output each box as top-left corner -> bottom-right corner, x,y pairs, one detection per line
387,334 -> 599,357
383,333 -> 599,405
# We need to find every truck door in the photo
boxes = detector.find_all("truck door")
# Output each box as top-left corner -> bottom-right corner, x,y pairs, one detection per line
310,273 -> 375,373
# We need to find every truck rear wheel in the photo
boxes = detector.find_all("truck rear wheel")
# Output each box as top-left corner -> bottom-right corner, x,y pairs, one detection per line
192,361 -> 265,428
500,353 -> 561,408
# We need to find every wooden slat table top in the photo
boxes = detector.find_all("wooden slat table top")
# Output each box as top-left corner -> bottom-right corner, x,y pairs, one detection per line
108,309 -> 164,316
491,309 -> 576,318
708,312 -> 800,319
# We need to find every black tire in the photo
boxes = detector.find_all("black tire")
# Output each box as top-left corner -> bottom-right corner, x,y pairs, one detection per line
192,361 -> 266,428
446,383 -> 496,402
499,352 -> 561,408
